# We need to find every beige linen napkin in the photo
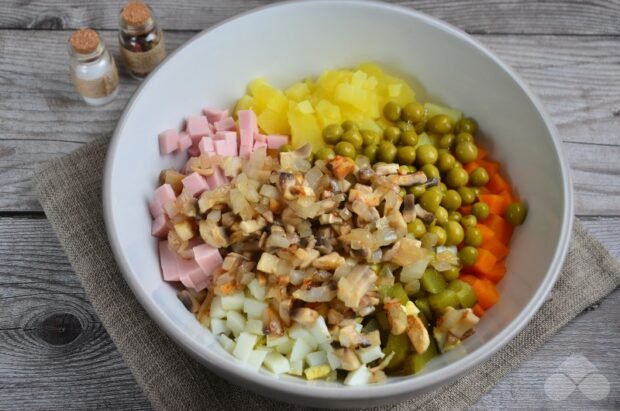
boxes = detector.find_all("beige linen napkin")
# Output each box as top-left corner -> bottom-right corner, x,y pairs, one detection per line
32,137 -> 619,411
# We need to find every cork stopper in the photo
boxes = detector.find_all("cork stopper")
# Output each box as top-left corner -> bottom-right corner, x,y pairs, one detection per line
121,2 -> 151,26
69,29 -> 100,54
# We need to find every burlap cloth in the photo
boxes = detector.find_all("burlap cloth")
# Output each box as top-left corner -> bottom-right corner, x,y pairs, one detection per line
32,137 -> 619,410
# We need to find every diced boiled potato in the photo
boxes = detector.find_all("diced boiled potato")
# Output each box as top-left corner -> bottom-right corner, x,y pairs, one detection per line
243,298 -> 268,319
305,351 -> 328,367
247,278 -> 266,301
288,360 -> 304,376
210,296 -> 226,318
263,352 -> 291,374
285,82 -> 311,102
234,95 -> 254,117
233,332 -> 258,362
258,108 -> 290,135
308,316 -> 331,345
246,348 -> 270,371
226,310 -> 246,336
245,318 -> 264,335
289,337 -> 313,363
297,100 -> 314,114
356,345 -> 385,364
218,334 -> 236,353
357,118 -> 382,134
288,107 -> 324,152
344,366 -> 371,386
315,99 -> 342,129
304,364 -> 331,381
221,292 -> 245,310
424,102 -> 462,125
174,221 -> 194,242
210,318 -> 229,335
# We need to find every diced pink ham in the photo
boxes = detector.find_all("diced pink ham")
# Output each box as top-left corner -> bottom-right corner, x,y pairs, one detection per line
205,166 -> 228,188
254,132 -> 266,143
214,131 -> 237,141
239,144 -> 252,160
203,107 -> 229,123
214,116 -> 236,132
199,136 -> 215,154
186,116 -> 211,138
214,133 -> 238,157
193,243 -> 223,279
159,129 -> 180,154
266,134 -> 288,150
177,132 -> 192,152
238,110 -> 257,147
151,214 -> 169,238
253,140 -> 267,152
149,200 -> 164,218
159,241 -> 181,282
182,172 -> 209,197
179,257 -> 209,291
150,184 -> 176,217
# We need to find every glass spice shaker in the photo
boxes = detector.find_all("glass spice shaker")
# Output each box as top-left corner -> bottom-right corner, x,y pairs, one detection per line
68,29 -> 119,106
118,2 -> 167,80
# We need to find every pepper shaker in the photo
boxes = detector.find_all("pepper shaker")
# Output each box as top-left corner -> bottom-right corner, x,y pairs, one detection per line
119,2 -> 167,79
68,29 -> 119,106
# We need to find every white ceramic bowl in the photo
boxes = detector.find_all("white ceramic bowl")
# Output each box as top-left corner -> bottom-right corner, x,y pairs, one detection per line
104,1 -> 573,408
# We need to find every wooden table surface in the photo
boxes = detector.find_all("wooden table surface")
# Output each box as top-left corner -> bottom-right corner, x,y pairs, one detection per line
0,0 -> 618,409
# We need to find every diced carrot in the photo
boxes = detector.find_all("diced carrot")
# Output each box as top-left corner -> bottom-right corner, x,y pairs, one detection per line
464,161 -> 481,174
472,303 -> 485,317
478,160 -> 500,177
459,273 -> 479,287
478,186 -> 492,195
498,190 -> 513,206
480,261 -> 507,283
459,205 -> 472,215
476,224 -> 495,242
476,145 -> 488,161
472,278 -> 500,309
482,214 -> 513,245
478,194 -> 510,216
487,173 -> 512,195
482,236 -> 509,260
472,248 -> 498,277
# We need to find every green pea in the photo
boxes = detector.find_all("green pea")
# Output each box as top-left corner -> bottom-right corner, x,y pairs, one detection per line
443,267 -> 460,281
397,146 -> 417,165
421,164 -> 440,180
279,144 -> 292,153
429,225 -> 447,246
437,152 -> 457,173
407,218 -> 427,239
458,246 -> 479,267
461,214 -> 478,228
383,102 -> 402,122
416,144 -> 438,166
470,167 -> 490,187
438,182 -> 448,193
472,202 -> 490,220
420,190 -> 443,213
400,130 -> 419,146
378,141 -> 397,163
458,187 -> 476,204
428,115 -> 453,135
402,102 -> 425,123
445,167 -> 469,188
361,130 -> 381,147
435,206 -> 449,226
421,267 -> 447,294
505,202 -> 527,225
438,134 -> 455,149
342,129 -> 363,150
322,124 -> 344,145
397,120 -> 414,132
464,227 -> 483,247
315,147 -> 336,161
408,184 -> 426,198
445,220 -> 465,246
335,141 -> 356,159
363,145 -> 379,163
454,141 -> 478,164
455,132 -> 474,144
441,189 -> 462,211
455,117 -> 477,135
341,120 -> 358,132
414,120 -> 427,133
448,211 -> 462,222
384,126 -> 402,144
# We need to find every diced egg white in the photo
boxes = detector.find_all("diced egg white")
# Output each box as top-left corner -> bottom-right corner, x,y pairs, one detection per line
245,318 -> 264,335
288,360 -> 304,376
308,316 -> 331,345
263,352 -> 291,375
275,339 -> 295,355
210,296 -> 226,318
210,318 -> 229,335
218,334 -> 236,353
233,332 -> 258,362
305,351 -> 328,367
247,278 -> 266,300
289,337 -> 313,363
327,351 -> 342,370
344,366 -> 371,386
226,310 -> 246,336
221,292 -> 245,310
356,345 -> 385,364
266,334 -> 289,348
243,298 -> 268,319
289,324 -> 318,350
246,348 -> 270,371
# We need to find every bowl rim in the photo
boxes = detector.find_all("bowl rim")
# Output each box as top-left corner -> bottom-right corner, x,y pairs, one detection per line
103,0 -> 574,402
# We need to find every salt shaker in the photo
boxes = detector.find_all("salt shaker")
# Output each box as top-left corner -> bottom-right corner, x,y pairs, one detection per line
68,29 -> 119,106
119,2 -> 167,80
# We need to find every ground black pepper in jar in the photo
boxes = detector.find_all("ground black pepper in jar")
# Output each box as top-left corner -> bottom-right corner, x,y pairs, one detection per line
118,2 -> 166,79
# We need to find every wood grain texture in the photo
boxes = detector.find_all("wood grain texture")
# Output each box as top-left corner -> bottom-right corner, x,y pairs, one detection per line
0,30 -> 618,213
0,216 -> 617,409
1,0 -> 620,34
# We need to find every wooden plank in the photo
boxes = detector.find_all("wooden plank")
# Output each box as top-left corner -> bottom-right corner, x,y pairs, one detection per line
0,31 -> 619,213
0,216 -> 617,409
1,0 -> 620,34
